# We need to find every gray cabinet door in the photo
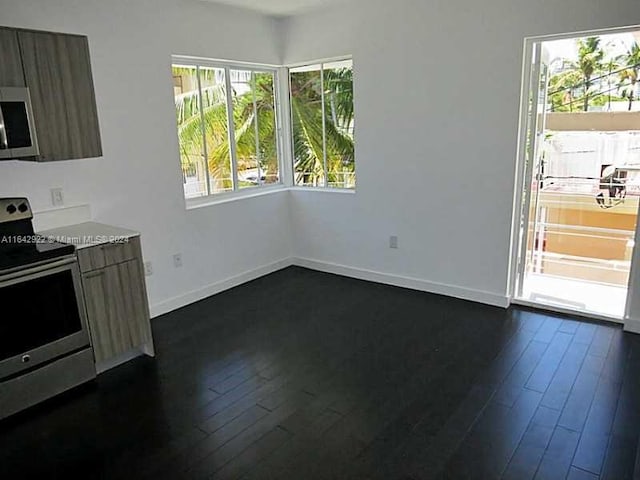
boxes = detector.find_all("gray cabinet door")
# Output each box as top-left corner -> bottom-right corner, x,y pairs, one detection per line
18,30 -> 102,161
0,28 -> 25,87
83,260 -> 152,364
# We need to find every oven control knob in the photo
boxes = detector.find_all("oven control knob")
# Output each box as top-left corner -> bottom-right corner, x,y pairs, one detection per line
18,203 -> 28,213
6,204 -> 16,214
22,354 -> 31,363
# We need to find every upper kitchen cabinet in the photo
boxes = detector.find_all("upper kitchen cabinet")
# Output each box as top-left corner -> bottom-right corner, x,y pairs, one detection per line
18,30 -> 102,161
0,28 -> 25,87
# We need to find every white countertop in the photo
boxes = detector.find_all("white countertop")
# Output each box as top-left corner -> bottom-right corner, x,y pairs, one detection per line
38,222 -> 140,249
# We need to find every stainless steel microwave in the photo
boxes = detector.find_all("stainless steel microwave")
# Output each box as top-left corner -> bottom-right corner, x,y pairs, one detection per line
0,87 -> 39,159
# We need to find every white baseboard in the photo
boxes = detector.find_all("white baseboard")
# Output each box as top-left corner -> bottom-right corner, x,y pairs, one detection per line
149,257 -> 293,318
291,257 -> 509,308
624,318 -> 640,334
149,256 -> 509,319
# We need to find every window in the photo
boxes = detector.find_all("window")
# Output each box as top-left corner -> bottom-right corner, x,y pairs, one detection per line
290,59 -> 355,189
172,59 -> 281,200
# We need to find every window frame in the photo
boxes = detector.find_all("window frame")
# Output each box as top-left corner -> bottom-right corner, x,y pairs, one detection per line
172,56 -> 286,205
287,56 -> 355,190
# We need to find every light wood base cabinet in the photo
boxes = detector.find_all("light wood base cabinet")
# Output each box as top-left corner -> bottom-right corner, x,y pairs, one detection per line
79,237 -> 154,366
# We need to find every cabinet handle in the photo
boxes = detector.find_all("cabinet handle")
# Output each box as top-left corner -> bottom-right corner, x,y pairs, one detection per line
100,243 -> 122,250
84,270 -> 105,279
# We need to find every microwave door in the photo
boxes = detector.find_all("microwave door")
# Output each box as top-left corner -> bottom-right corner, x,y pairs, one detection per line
0,103 -> 8,153
1,101 -> 33,147
0,88 -> 39,159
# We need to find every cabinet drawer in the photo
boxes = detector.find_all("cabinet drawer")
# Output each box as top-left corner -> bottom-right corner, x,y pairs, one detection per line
77,237 -> 140,272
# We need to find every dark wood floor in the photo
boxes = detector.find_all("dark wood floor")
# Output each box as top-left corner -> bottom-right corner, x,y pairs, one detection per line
1,266 -> 640,479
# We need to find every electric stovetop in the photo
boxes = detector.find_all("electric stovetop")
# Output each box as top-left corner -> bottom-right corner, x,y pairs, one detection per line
0,240 -> 75,272
0,198 -> 76,273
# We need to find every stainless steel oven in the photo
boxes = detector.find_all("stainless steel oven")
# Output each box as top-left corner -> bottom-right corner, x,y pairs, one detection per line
0,256 -> 90,379
0,198 -> 95,419
0,255 -> 95,420
0,87 -> 39,159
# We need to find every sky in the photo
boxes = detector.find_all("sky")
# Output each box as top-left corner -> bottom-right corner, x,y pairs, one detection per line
543,31 -> 638,68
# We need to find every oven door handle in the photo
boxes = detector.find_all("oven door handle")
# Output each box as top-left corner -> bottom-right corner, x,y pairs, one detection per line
0,256 -> 77,283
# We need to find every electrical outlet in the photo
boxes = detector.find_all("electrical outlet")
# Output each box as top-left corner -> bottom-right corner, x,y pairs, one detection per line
51,188 -> 64,207
144,261 -> 153,276
389,235 -> 398,249
173,253 -> 183,268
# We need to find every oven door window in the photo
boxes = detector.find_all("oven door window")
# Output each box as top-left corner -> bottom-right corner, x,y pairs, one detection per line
0,270 -> 82,362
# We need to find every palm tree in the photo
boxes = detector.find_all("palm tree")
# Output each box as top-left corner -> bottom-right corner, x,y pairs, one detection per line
290,67 -> 354,187
576,37 -> 605,111
174,68 -> 281,192
547,38 -> 605,112
174,67 -> 232,192
230,72 -> 280,185
618,43 -> 640,111
174,65 -> 354,192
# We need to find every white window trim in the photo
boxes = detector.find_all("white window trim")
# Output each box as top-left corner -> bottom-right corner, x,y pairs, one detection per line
285,55 -> 353,69
289,186 -> 356,194
287,55 -> 355,191
185,184 -> 289,210
173,55 -> 355,208
185,184 -> 357,211
172,56 -> 286,206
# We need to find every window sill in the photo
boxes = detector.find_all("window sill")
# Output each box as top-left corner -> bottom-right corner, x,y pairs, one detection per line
289,186 -> 356,194
185,185 -> 356,210
185,184 -> 289,210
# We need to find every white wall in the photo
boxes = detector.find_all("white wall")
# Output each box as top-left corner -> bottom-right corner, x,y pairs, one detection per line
0,0 -> 292,314
4,0 -> 640,324
283,0 -> 640,307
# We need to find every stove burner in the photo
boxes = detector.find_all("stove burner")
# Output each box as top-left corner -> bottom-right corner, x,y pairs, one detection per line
0,198 -> 75,272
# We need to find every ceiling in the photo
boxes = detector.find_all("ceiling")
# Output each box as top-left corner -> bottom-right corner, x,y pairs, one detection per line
198,0 -> 348,16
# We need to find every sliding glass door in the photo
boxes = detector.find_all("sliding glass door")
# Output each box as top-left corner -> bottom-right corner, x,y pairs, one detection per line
513,31 -> 640,320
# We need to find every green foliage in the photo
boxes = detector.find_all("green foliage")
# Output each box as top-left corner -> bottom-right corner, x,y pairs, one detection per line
290,67 -> 355,187
173,68 -> 279,190
548,38 -> 640,112
230,72 -> 279,181
591,94 -> 624,107
548,69 -> 583,112
174,65 -> 355,190
548,37 -> 606,112
618,43 -> 640,111
290,71 -> 326,184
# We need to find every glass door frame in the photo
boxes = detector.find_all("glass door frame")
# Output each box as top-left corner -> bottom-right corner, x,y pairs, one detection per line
508,25 -> 640,324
